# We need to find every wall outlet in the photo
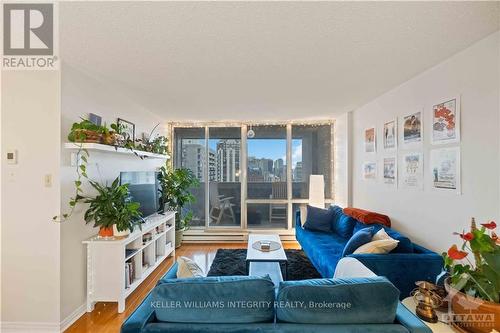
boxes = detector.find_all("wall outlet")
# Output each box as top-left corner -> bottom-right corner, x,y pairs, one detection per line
44,174 -> 52,187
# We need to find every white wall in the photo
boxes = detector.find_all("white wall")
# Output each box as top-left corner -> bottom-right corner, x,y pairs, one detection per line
333,112 -> 352,207
352,31 -> 500,252
1,71 -> 61,331
60,63 -> 167,324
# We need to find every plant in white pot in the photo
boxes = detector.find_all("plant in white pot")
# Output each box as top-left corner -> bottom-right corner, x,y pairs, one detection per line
157,165 -> 199,248
442,218 -> 499,333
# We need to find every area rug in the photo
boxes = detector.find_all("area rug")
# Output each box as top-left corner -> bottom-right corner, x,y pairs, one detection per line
207,249 -> 321,280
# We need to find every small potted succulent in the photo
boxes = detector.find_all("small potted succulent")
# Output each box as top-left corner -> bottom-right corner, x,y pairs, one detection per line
83,178 -> 142,238
157,165 -> 199,247
442,218 -> 500,333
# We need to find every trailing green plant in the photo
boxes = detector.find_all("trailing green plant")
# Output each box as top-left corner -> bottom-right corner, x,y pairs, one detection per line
443,219 -> 500,303
67,118 -> 106,142
157,165 -> 199,230
83,177 -> 142,232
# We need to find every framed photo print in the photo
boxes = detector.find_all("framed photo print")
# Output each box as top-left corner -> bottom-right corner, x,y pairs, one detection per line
430,147 -> 461,194
431,96 -> 460,145
383,157 -> 397,186
400,152 -> 423,190
117,118 -> 135,142
362,162 -> 377,180
364,127 -> 376,153
402,111 -> 422,146
383,119 -> 397,149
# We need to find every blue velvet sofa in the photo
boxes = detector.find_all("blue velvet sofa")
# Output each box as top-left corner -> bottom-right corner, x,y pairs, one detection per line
295,207 -> 443,298
122,262 -> 431,333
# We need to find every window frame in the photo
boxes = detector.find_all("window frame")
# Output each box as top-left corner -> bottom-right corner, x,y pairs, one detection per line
169,120 -> 335,233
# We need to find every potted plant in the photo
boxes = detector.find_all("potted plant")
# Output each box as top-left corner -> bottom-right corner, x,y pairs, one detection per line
68,119 -> 105,143
157,165 -> 199,248
83,178 -> 142,238
442,218 -> 500,333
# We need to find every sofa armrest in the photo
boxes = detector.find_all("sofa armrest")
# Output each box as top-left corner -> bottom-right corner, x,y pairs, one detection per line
347,252 -> 443,298
395,303 -> 432,333
121,263 -> 178,333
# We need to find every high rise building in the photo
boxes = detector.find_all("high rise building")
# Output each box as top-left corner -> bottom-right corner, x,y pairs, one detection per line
293,161 -> 303,182
216,139 -> 240,182
180,139 -> 216,182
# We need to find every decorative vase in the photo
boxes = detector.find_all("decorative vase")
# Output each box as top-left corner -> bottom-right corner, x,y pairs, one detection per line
113,225 -> 130,238
175,228 -> 184,248
445,279 -> 500,333
98,226 -> 113,238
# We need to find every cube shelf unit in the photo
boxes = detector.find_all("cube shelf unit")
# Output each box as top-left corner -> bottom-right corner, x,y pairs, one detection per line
83,211 -> 175,313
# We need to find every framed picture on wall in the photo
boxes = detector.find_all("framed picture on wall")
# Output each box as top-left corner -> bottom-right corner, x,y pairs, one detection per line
430,147 -> 461,194
117,118 -> 135,142
402,111 -> 423,146
400,152 -> 423,190
431,96 -> 460,145
383,157 -> 397,186
362,162 -> 377,180
383,119 -> 397,150
364,127 -> 376,153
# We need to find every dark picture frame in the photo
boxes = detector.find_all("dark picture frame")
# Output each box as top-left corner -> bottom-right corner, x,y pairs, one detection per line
117,118 -> 135,142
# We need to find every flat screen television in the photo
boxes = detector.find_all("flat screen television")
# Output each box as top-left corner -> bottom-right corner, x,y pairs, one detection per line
120,171 -> 161,219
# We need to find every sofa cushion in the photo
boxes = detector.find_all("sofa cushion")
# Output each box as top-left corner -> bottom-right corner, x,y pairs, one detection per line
352,222 -> 413,253
152,276 -> 275,323
342,227 -> 375,257
176,256 -> 205,278
303,205 -> 334,233
343,207 -> 391,227
353,239 -> 399,254
276,276 -> 400,324
330,206 -> 356,238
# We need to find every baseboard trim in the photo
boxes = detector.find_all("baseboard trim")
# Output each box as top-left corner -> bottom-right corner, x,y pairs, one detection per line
1,321 -> 60,333
60,303 -> 86,332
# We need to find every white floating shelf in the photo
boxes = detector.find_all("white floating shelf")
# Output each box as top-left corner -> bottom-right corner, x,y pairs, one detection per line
64,142 -> 169,160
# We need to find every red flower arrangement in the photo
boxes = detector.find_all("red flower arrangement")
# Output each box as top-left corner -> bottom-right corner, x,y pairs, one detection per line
443,218 -> 500,303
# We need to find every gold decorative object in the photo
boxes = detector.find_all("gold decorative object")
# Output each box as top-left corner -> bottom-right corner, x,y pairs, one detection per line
411,281 -> 443,323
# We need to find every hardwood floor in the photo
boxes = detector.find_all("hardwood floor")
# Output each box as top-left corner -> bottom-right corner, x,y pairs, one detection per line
65,241 -> 300,333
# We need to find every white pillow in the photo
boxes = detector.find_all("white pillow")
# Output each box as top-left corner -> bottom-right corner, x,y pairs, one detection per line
372,228 -> 392,241
176,256 -> 205,278
353,239 -> 399,254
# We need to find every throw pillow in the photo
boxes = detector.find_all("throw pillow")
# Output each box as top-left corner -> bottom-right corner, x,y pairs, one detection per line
303,205 -> 334,233
176,256 -> 205,278
372,228 -> 391,241
353,239 -> 399,254
330,205 -> 356,238
342,227 -> 375,257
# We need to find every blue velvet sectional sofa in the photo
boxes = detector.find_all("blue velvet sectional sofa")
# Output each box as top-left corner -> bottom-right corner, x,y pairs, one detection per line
295,206 -> 444,298
122,262 -> 431,333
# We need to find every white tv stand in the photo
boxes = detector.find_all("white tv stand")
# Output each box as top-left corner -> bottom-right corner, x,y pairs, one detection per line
82,211 -> 176,313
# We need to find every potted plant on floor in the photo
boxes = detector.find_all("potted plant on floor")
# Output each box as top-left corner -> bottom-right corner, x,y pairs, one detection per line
157,165 -> 199,248
442,218 -> 500,333
83,178 -> 142,238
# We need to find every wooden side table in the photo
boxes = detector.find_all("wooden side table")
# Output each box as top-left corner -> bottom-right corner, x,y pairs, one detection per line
402,297 -> 456,333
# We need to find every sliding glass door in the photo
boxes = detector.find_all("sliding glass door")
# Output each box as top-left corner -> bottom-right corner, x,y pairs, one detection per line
208,127 -> 242,228
173,122 -> 334,232
246,125 -> 288,229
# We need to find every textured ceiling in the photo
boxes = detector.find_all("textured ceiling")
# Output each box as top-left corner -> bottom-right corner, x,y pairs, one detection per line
60,1 -> 499,121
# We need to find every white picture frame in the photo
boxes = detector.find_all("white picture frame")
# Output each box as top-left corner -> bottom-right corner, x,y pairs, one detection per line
383,156 -> 397,187
362,162 -> 377,180
364,127 -> 376,153
431,95 -> 461,145
401,110 -> 423,147
400,152 -> 424,190
430,147 -> 461,194
383,119 -> 397,150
